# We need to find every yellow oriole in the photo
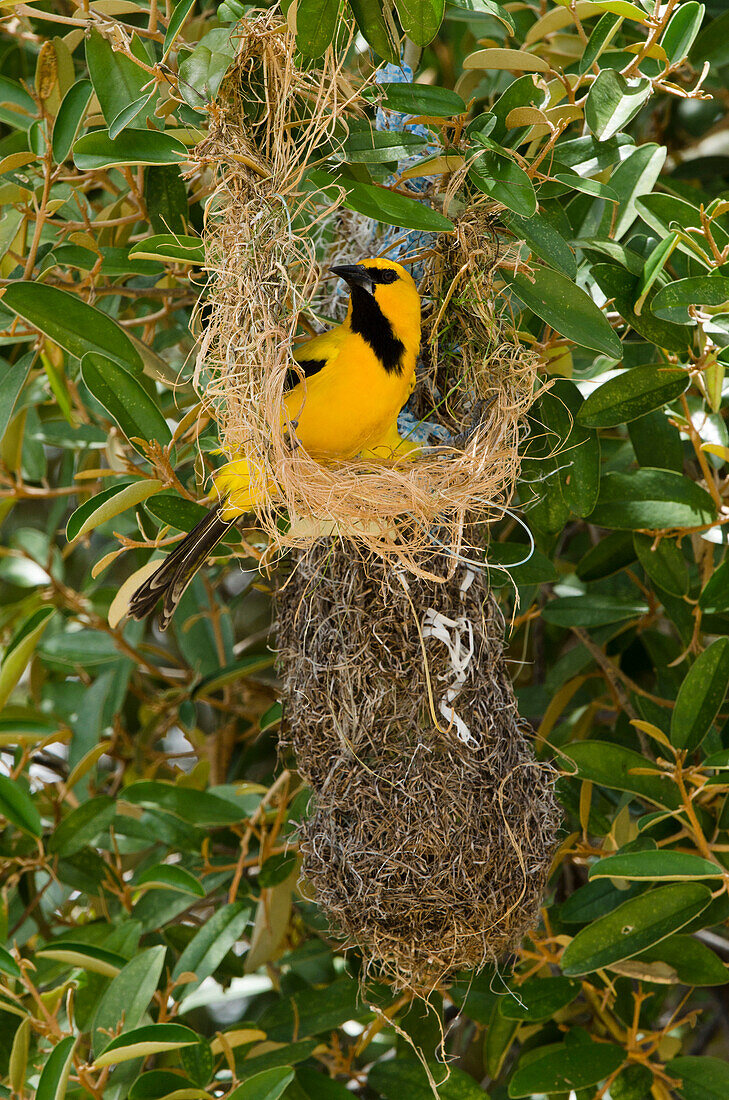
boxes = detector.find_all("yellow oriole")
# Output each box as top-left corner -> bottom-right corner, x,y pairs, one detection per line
128,257 -> 421,627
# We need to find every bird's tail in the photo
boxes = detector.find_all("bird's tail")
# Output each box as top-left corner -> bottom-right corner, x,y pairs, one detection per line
128,502 -> 235,630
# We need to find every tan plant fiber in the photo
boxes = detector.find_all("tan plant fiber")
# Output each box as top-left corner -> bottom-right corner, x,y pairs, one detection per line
277,538 -> 561,991
193,10 -> 539,575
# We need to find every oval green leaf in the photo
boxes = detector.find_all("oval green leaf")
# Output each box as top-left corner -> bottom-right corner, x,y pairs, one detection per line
0,773 -> 41,837
510,267 -> 622,358
560,883 -> 712,975
590,850 -> 722,882
562,741 -> 681,808
578,365 -> 689,428
81,353 -> 171,450
1,284 -> 143,374
671,638 -> 729,753
93,1023 -> 198,1069
589,468 -> 716,530
66,480 -> 164,542
74,129 -> 189,171
52,79 -> 92,164
36,1036 -> 76,1100
307,169 -> 454,232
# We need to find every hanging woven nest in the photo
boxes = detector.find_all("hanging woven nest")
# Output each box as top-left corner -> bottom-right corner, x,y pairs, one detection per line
277,539 -> 561,991
193,9 -> 540,574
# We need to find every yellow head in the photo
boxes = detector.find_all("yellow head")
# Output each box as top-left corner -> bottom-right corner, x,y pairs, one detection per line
331,258 -> 421,371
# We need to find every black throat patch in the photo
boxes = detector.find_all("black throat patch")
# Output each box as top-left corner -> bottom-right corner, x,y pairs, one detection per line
349,285 -> 406,374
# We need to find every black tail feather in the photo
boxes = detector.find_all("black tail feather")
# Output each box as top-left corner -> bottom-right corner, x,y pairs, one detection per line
128,502 -> 235,629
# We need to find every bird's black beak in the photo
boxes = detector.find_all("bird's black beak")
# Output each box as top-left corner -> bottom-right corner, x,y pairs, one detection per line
330,264 -> 375,296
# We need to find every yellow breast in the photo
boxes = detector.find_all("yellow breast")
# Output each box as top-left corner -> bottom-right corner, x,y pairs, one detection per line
284,330 -> 416,460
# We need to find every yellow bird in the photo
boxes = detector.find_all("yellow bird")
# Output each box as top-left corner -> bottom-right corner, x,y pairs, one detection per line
128,257 -> 422,627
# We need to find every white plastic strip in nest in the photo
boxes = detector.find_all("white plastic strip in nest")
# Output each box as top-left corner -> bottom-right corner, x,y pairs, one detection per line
421,601 -> 476,747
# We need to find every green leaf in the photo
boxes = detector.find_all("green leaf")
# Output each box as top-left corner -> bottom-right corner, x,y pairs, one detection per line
1,283 -> 143,374
699,557 -> 729,612
66,480 -> 164,541
562,741 -> 680,808
0,772 -> 41,836
295,0 -> 339,57
48,796 -> 115,856
543,380 -> 601,518
121,780 -> 244,825
636,192 -> 721,263
172,901 -> 250,989
499,976 -> 579,1021
307,170 -> 454,232
144,492 -> 209,531
652,276 -> 729,323
590,850 -> 722,882
628,409 -> 683,473
347,0 -> 398,61
661,2 -> 704,66
93,1023 -> 198,1068
634,532 -> 688,597
0,352 -> 33,441
129,1070 -> 208,1100
509,1037 -> 624,1097
74,129 -> 189,171
504,210 -> 576,279
585,69 -> 651,142
395,0 -> 445,46
509,267 -> 622,358
163,0 -> 197,59
576,530 -> 637,582
0,944 -> 20,978
560,883 -> 712,975
589,468 -> 715,531
578,11 -> 622,74
144,165 -> 189,234
591,263 -> 693,354
93,946 -> 167,1053
259,976 -> 362,1042
36,1036 -> 76,1100
109,93 -> 154,140
636,933 -> 729,986
373,82 -> 466,118
81,353 -> 172,450
342,130 -> 428,164
35,942 -> 126,977
178,27 -> 236,109
135,864 -> 205,896
85,27 -> 149,127
0,607 -> 55,712
52,79 -> 92,163
578,366 -> 688,429
468,138 -> 537,218
542,595 -> 647,628
129,233 -> 204,264
667,1056 -> 729,1100
671,638 -> 729,753
38,630 -> 119,668
369,1057 -> 486,1100
599,143 -> 666,240
228,1068 -> 296,1100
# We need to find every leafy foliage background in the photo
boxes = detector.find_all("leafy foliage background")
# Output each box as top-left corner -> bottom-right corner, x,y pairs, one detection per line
2,0 -> 729,1098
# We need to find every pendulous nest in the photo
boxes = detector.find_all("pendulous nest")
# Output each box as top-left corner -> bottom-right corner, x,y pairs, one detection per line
193,9 -> 540,575
277,539 -> 561,991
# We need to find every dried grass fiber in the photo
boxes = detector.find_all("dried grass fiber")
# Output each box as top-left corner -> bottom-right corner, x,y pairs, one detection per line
194,10 -> 539,575
277,539 -> 561,990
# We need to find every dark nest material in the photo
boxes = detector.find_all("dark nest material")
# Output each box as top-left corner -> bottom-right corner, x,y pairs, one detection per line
277,538 -> 561,991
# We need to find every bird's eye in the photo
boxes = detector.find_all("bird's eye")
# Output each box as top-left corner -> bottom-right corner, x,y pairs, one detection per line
379,269 -> 397,284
